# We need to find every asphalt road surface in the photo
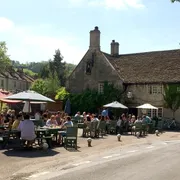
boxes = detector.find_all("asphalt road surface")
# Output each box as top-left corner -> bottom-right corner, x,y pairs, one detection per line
47,141 -> 180,180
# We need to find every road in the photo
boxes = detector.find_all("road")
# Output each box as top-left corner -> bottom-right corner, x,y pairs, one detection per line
28,140 -> 180,180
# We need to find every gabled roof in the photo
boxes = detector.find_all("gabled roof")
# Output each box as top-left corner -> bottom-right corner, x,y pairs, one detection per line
103,49 -> 180,84
0,70 -> 34,82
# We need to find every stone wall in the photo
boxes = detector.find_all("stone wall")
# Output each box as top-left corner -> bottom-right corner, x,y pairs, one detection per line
66,49 -> 122,93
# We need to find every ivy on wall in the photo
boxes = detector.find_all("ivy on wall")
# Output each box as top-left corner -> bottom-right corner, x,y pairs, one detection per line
56,82 -> 123,115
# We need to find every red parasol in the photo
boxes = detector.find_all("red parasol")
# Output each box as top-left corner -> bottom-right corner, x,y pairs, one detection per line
0,90 -> 21,104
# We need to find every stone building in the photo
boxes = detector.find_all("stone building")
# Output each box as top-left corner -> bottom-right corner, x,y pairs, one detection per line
0,67 -> 34,93
66,26 -> 180,119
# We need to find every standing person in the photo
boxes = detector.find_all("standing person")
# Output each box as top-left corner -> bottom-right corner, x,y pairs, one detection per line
116,116 -> 122,134
101,108 -> 109,119
18,114 -> 36,148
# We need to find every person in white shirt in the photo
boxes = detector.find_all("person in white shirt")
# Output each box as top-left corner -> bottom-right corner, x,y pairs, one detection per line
18,114 -> 36,147
75,111 -> 80,117
116,117 -> 122,134
35,111 -> 41,120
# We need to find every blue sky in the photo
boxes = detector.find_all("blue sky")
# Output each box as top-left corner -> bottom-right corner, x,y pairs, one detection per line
0,0 -> 180,64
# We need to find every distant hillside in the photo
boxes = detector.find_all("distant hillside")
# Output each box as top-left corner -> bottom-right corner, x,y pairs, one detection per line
12,60 -> 76,79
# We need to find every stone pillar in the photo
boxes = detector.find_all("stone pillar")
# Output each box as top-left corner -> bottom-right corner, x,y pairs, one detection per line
114,42 -> 119,56
111,40 -> 115,55
110,40 -> 119,56
89,26 -> 100,51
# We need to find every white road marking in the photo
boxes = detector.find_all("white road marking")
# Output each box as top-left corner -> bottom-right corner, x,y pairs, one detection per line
73,161 -> 91,166
103,155 -> 113,159
146,146 -> 154,149
127,150 -> 138,153
161,142 -> 168,145
112,153 -> 121,157
26,171 -> 50,179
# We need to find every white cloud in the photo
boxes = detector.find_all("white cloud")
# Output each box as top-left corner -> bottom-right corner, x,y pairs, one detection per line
0,17 -> 14,32
68,0 -> 145,9
0,17 -> 85,64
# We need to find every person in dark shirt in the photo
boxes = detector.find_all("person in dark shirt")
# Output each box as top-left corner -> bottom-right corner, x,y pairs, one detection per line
5,109 -> 12,123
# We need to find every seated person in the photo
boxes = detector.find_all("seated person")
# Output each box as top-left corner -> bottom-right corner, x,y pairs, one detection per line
135,116 -> 142,123
46,115 -> 58,127
12,114 -> 23,130
58,116 -> 73,144
41,113 -> 48,127
62,116 -> 73,128
18,114 -> 36,147
0,113 -> 4,125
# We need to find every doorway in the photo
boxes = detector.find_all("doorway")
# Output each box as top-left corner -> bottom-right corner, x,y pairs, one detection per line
128,108 -> 138,117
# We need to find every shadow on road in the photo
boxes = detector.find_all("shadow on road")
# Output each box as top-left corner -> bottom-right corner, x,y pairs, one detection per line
2,148 -> 59,158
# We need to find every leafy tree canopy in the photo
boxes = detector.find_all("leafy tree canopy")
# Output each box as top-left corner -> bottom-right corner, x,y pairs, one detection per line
171,0 -> 180,2
163,84 -> 180,119
30,72 -> 60,99
55,87 -> 70,101
0,41 -> 11,71
30,79 -> 47,95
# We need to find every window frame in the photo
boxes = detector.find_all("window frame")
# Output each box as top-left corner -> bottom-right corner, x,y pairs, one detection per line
1,80 -> 4,88
98,83 -> 104,94
148,85 -> 162,94
147,107 -> 163,118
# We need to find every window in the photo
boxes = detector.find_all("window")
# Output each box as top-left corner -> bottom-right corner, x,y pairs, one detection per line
14,81 -> 16,88
23,83 -> 26,90
147,108 -> 163,118
177,87 -> 180,92
1,80 -> 4,88
98,83 -> 104,94
148,85 -> 162,94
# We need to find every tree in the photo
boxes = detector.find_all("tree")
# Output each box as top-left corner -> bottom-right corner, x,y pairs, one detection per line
55,87 -> 70,101
40,62 -> 50,79
163,84 -> 180,119
0,41 -> 11,71
45,71 -> 60,98
30,79 -> 47,95
52,49 -> 66,86
171,0 -> 180,2
30,72 -> 60,99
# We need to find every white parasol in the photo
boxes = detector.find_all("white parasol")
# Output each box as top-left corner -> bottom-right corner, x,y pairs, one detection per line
136,103 -> 158,109
103,101 -> 128,109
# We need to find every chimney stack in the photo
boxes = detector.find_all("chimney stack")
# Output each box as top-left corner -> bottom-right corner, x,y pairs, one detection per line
89,26 -> 100,51
110,40 -> 119,56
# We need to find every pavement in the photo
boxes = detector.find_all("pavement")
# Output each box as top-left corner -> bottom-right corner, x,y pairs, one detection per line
46,140 -> 180,180
1,130 -> 180,180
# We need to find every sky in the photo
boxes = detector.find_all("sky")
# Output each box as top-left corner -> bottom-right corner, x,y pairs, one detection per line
0,0 -> 180,64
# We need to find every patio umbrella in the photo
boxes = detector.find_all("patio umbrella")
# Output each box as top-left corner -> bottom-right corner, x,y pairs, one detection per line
5,90 -> 55,102
136,103 -> 158,109
0,91 -> 21,110
64,99 -> 71,115
103,101 -> 128,109
5,90 -> 54,113
23,101 -> 47,104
